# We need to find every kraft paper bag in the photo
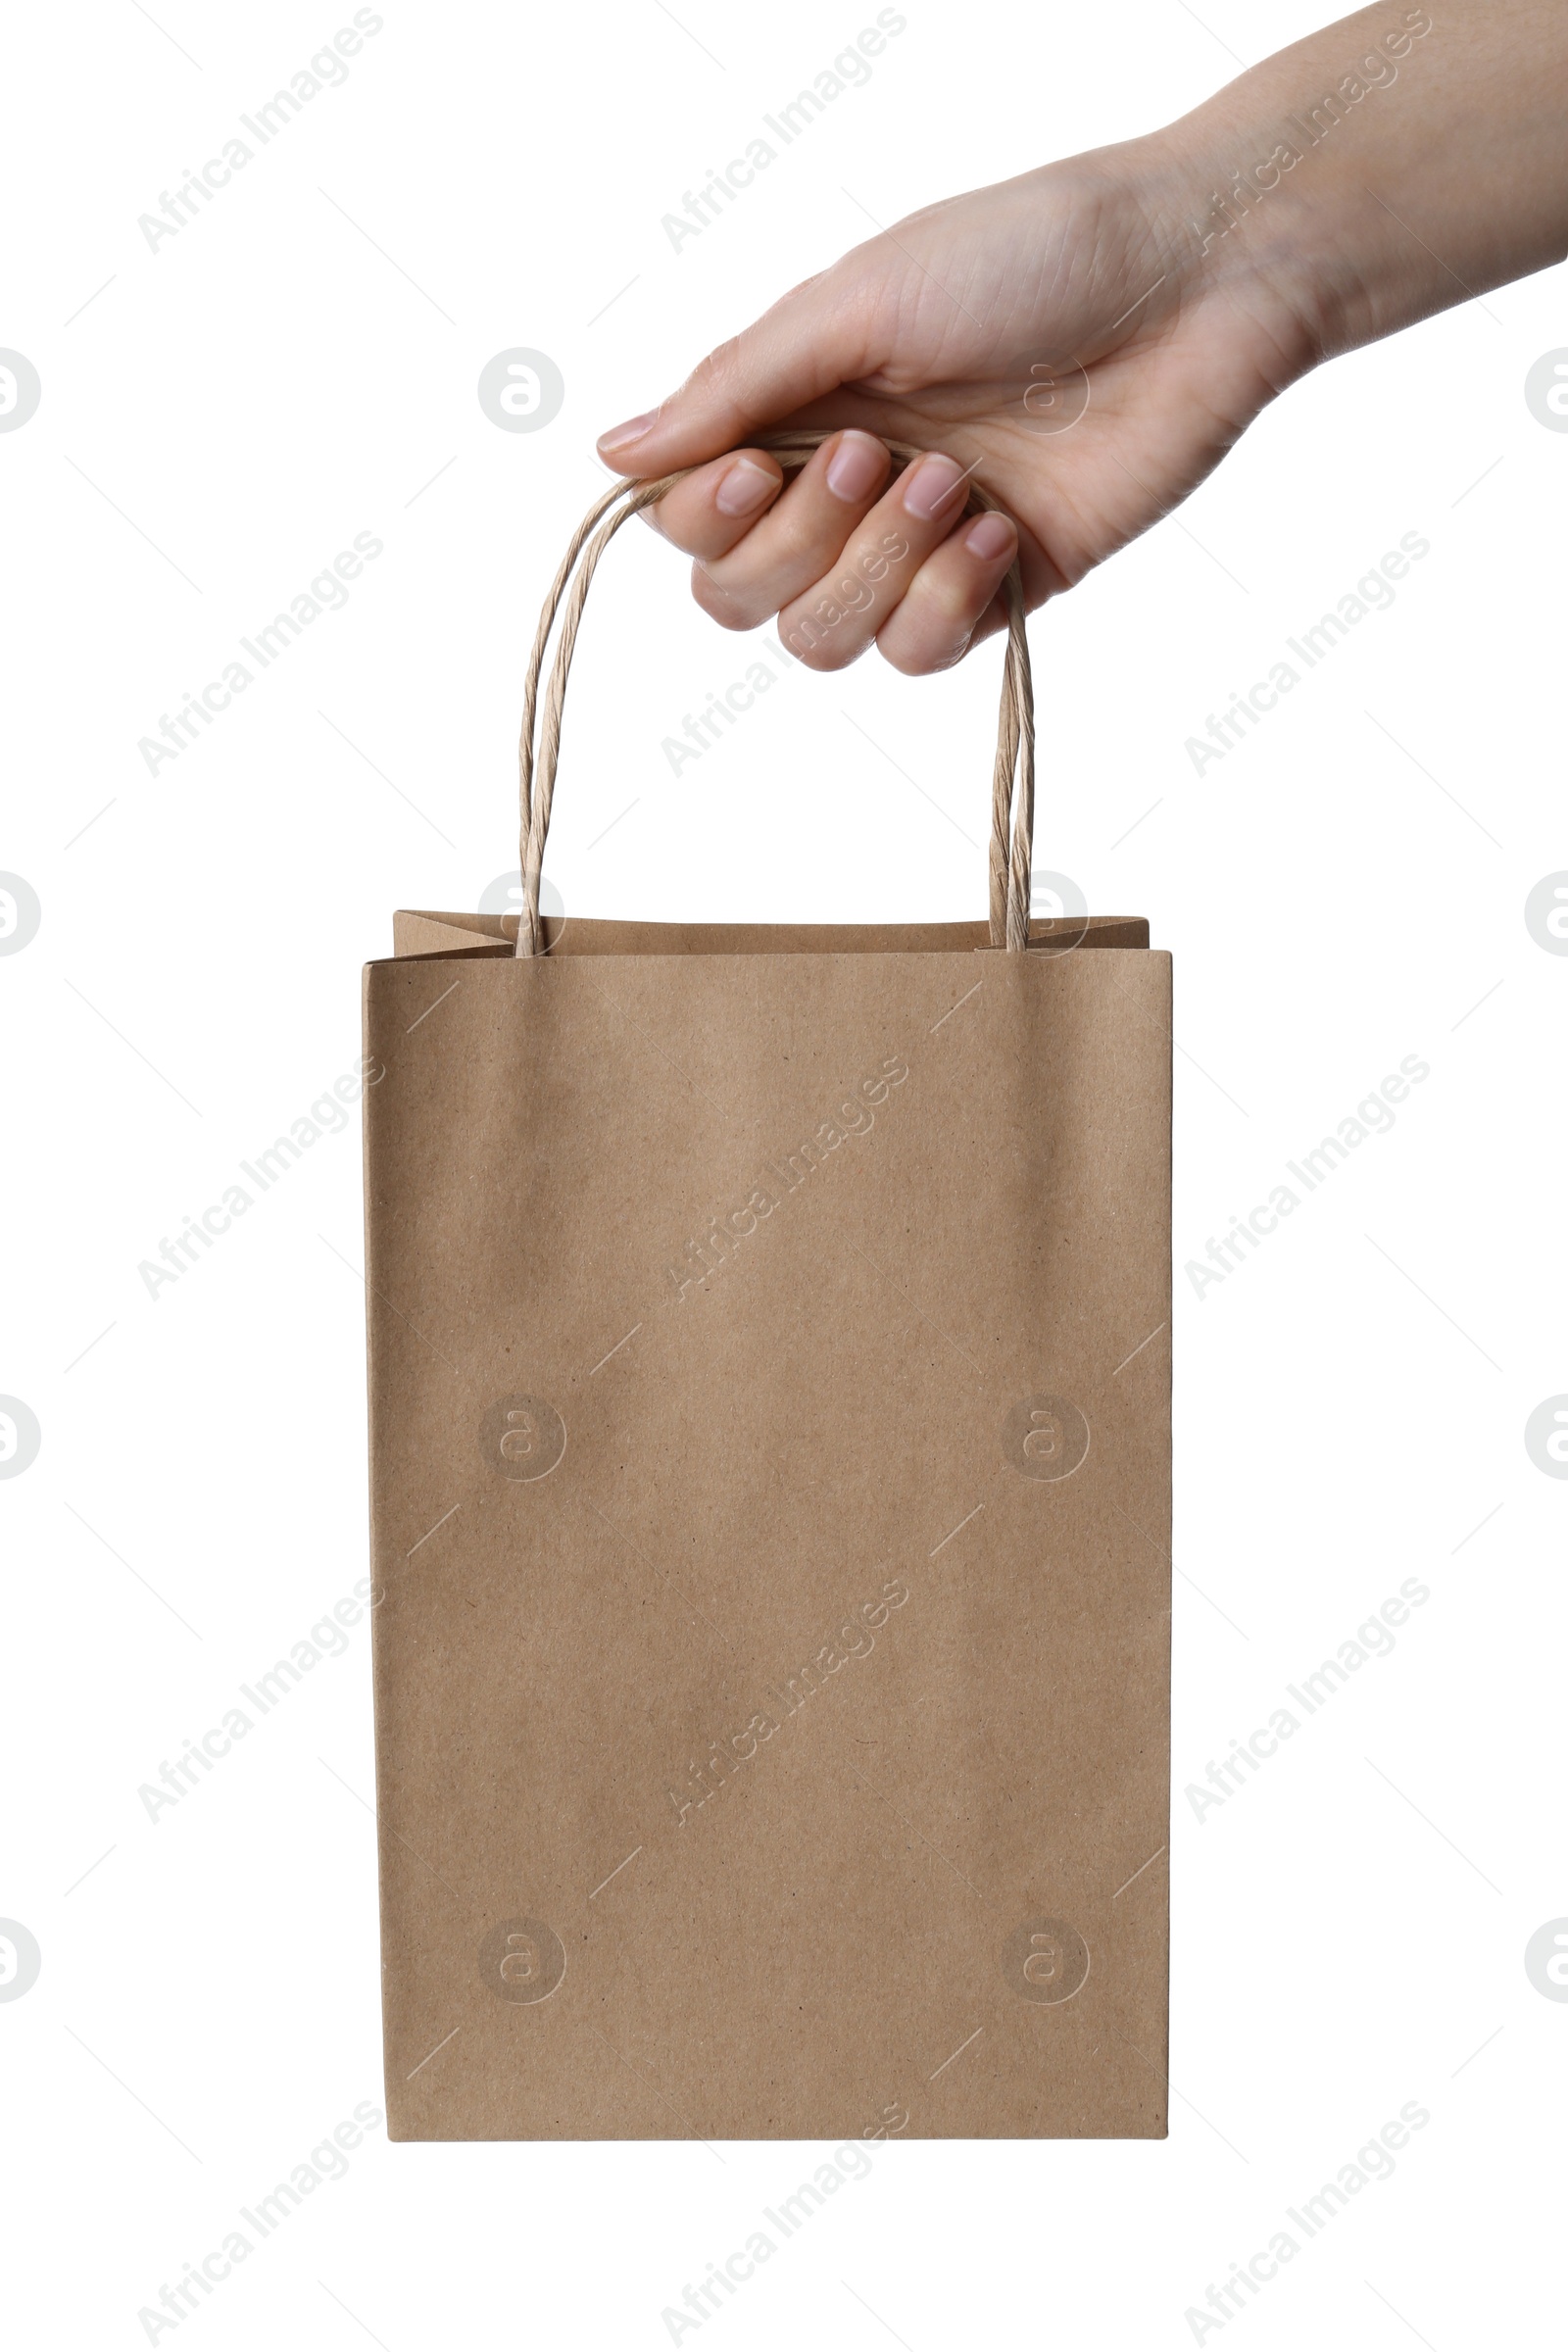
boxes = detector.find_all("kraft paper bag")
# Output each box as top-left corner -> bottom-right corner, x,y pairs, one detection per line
362,435 -> 1171,2140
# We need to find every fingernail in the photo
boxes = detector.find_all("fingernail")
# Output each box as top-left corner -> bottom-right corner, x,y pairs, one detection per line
714,456 -> 779,516
902,451 -> 966,521
824,431 -> 886,504
597,411 -> 659,455
964,512 -> 1015,561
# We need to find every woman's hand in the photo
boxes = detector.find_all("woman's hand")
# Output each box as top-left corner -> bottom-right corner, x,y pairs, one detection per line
596,1 -> 1568,674
597,141 -> 1308,673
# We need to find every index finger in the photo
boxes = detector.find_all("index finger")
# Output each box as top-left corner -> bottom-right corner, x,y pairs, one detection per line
595,259 -> 877,476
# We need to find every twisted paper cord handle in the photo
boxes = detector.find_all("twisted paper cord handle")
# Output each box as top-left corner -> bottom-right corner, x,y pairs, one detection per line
514,430 -> 1035,956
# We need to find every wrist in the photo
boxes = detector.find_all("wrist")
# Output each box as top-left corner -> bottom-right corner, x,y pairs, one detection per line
1157,0 -> 1568,368
1122,116 -> 1328,385
1150,6 -> 1448,368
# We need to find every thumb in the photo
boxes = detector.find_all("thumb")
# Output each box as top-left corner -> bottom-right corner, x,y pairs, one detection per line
595,267 -> 874,473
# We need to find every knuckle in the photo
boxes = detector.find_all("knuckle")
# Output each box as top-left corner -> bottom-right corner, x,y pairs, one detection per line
927,573 -> 981,629
700,544 -> 774,604
806,639 -> 861,673
779,615 -> 831,667
879,625 -> 972,678
692,564 -> 761,631
688,336 -> 741,395
788,615 -> 869,672
774,513 -> 839,567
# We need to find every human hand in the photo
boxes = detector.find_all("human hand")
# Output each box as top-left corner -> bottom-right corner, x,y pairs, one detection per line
597,1 -> 1568,674
596,142 -> 1305,673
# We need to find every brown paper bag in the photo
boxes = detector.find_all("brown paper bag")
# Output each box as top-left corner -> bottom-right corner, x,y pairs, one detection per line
363,436 -> 1171,2141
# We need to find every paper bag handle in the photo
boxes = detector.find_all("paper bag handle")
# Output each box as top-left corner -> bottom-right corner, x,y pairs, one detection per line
514,429 -> 1036,956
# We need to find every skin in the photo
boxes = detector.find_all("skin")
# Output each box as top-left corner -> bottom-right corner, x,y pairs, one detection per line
597,1 -> 1568,676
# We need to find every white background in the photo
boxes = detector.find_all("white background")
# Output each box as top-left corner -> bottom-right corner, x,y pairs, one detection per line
3,0 -> 1564,2344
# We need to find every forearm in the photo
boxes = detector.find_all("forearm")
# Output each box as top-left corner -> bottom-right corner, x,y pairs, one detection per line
1158,2 -> 1568,362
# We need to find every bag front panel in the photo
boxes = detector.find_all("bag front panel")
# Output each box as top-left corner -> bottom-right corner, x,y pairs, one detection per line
363,946 -> 1171,2139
